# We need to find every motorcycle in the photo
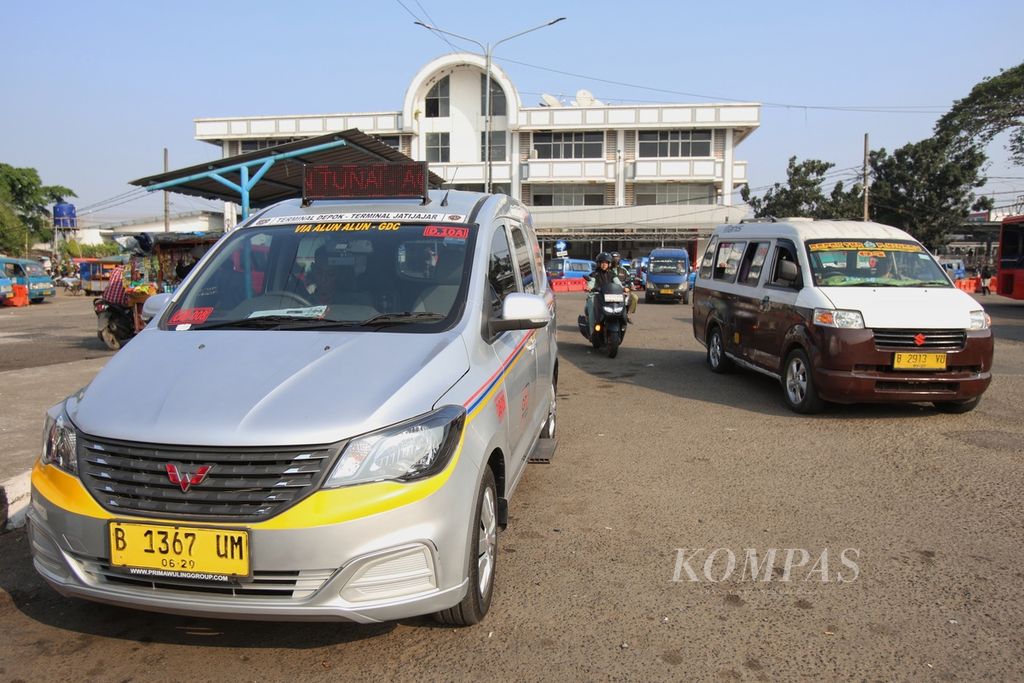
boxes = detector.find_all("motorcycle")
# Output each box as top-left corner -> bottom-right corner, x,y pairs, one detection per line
94,297 -> 135,350
578,282 -> 629,358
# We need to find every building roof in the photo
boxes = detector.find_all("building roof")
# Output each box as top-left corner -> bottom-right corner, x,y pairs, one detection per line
130,130 -> 445,207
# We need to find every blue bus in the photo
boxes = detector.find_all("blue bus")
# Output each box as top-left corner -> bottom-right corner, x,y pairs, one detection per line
643,248 -> 691,304
1,257 -> 56,303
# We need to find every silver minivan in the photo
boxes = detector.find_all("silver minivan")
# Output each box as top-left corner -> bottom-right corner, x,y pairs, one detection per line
29,169 -> 558,625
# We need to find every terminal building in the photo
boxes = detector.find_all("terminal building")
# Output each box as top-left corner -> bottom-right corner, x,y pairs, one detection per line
194,53 -> 761,260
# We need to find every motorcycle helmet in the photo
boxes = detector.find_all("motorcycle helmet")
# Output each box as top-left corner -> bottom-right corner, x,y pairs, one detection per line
596,252 -> 612,264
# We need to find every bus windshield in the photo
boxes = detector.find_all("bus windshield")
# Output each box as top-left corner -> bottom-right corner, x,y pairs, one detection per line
806,239 -> 951,288
649,258 -> 686,275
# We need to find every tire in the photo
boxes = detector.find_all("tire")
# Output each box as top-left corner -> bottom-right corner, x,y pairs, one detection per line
100,327 -> 122,351
540,377 -> 557,439
682,292 -> 689,305
644,293 -> 653,303
706,325 -> 732,374
435,467 -> 497,626
607,336 -> 619,358
783,349 -> 824,414
933,397 -> 980,414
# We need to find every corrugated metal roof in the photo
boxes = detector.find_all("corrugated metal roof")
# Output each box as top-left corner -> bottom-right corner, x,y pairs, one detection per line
130,130 -> 445,207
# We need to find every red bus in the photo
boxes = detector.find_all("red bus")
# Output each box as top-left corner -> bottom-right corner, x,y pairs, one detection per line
997,213 -> 1024,299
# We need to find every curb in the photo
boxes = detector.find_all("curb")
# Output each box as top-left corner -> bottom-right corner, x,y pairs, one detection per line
1,470 -> 31,531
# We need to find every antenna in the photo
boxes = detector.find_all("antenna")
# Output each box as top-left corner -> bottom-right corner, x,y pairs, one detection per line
441,165 -> 462,206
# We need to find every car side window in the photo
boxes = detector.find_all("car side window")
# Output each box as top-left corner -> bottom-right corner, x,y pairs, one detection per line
768,241 -> 802,289
712,241 -> 746,283
510,225 -> 536,294
699,240 -> 717,279
487,226 -> 517,316
738,241 -> 771,286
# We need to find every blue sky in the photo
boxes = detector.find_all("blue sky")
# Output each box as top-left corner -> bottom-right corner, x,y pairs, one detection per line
2,0 -> 1021,225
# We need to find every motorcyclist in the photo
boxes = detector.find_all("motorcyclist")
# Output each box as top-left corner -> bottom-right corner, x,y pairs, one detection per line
610,252 -> 638,320
584,252 -> 622,336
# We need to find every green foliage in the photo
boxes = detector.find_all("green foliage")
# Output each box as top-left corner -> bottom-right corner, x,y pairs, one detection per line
740,157 -> 862,220
0,163 -> 75,256
59,240 -> 121,259
935,62 -> 1024,166
868,138 -> 988,250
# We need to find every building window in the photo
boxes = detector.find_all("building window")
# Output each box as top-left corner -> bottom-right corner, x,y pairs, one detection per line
425,133 -> 450,163
635,183 -> 715,205
480,75 -> 507,116
638,130 -> 712,158
374,135 -> 401,150
238,139 -> 296,154
480,132 -> 506,162
425,76 -> 450,118
533,131 -> 603,159
531,184 -> 605,206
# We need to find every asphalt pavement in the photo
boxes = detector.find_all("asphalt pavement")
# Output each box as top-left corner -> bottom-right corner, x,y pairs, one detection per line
0,290 -> 1022,680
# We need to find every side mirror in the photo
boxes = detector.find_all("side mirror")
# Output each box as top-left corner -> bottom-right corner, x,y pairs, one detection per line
141,292 -> 173,321
490,293 -> 551,334
778,260 -> 800,285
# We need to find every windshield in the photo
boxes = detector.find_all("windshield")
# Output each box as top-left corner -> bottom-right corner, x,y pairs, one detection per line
25,263 -> 46,276
545,260 -> 566,276
806,239 -> 951,288
163,221 -> 476,331
650,258 -> 686,275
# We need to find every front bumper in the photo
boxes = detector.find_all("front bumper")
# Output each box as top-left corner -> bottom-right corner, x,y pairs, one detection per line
28,461 -> 476,623
646,285 -> 686,301
810,328 -> 993,404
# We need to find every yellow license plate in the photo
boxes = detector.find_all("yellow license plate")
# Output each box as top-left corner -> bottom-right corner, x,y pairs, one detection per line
659,289 -> 674,295
109,522 -> 250,578
893,352 -> 947,370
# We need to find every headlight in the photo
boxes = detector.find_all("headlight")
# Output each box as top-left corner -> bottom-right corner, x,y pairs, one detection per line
603,304 -> 624,314
677,281 -> 688,290
968,310 -> 991,330
324,406 -> 465,488
41,406 -> 78,474
813,308 -> 865,329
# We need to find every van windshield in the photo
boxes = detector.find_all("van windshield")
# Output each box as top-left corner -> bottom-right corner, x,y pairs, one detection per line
545,260 -> 566,276
163,221 -> 476,330
649,258 -> 686,275
806,239 -> 951,288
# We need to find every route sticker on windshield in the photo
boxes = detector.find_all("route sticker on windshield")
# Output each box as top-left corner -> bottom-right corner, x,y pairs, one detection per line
423,226 -> 470,239
248,306 -> 328,319
254,212 -> 467,226
168,307 -> 213,325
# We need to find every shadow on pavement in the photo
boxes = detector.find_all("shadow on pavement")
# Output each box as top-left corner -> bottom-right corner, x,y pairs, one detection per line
0,526 -> 395,648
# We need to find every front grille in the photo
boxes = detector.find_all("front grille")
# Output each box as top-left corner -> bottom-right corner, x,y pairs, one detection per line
876,380 -> 960,394
872,328 -> 966,351
78,436 -> 338,522
72,552 -> 334,598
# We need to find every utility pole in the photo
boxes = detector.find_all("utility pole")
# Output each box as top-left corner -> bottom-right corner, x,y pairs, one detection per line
862,133 -> 870,222
163,148 -> 170,232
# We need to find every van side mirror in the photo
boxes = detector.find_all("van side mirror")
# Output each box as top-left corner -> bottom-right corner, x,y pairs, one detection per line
142,292 -> 173,321
490,293 -> 551,334
778,260 -> 800,285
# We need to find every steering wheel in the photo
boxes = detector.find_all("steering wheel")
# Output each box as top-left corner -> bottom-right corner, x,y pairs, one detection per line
258,290 -> 313,307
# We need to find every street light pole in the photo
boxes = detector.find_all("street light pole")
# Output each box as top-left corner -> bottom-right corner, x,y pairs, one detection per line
414,18 -> 566,194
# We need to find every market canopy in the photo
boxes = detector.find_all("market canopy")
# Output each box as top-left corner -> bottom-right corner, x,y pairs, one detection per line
130,130 -> 445,219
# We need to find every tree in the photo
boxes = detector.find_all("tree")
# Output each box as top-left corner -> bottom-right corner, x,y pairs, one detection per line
0,163 -> 75,256
868,138 -> 988,250
741,156 -> 862,219
935,62 -> 1024,166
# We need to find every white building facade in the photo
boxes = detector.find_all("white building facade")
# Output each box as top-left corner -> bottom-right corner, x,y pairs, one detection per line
195,53 -> 760,258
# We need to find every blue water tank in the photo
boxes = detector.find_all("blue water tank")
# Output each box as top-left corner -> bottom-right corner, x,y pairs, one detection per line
53,202 -> 77,228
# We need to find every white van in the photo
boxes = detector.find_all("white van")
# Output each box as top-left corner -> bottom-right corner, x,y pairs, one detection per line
30,162 -> 558,625
692,219 -> 993,413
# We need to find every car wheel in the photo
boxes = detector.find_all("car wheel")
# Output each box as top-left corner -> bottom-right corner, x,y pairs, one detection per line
706,325 -> 732,374
644,293 -> 652,303
682,292 -> 689,305
783,349 -> 824,414
933,397 -> 980,414
540,378 -> 556,439
435,467 -> 497,626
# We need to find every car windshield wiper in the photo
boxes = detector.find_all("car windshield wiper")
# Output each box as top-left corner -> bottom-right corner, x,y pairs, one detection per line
192,315 -> 346,331
358,312 -> 447,328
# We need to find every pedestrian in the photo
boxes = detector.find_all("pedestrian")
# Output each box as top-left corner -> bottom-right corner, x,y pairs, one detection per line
980,264 -> 992,296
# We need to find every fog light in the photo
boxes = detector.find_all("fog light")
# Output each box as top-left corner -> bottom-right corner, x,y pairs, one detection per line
595,323 -> 602,332
340,545 -> 437,603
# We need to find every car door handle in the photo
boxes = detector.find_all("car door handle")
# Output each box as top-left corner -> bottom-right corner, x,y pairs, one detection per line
760,296 -> 771,312
526,335 -> 537,352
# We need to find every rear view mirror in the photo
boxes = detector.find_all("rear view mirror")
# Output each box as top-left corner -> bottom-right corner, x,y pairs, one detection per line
142,292 -> 173,321
490,293 -> 551,334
